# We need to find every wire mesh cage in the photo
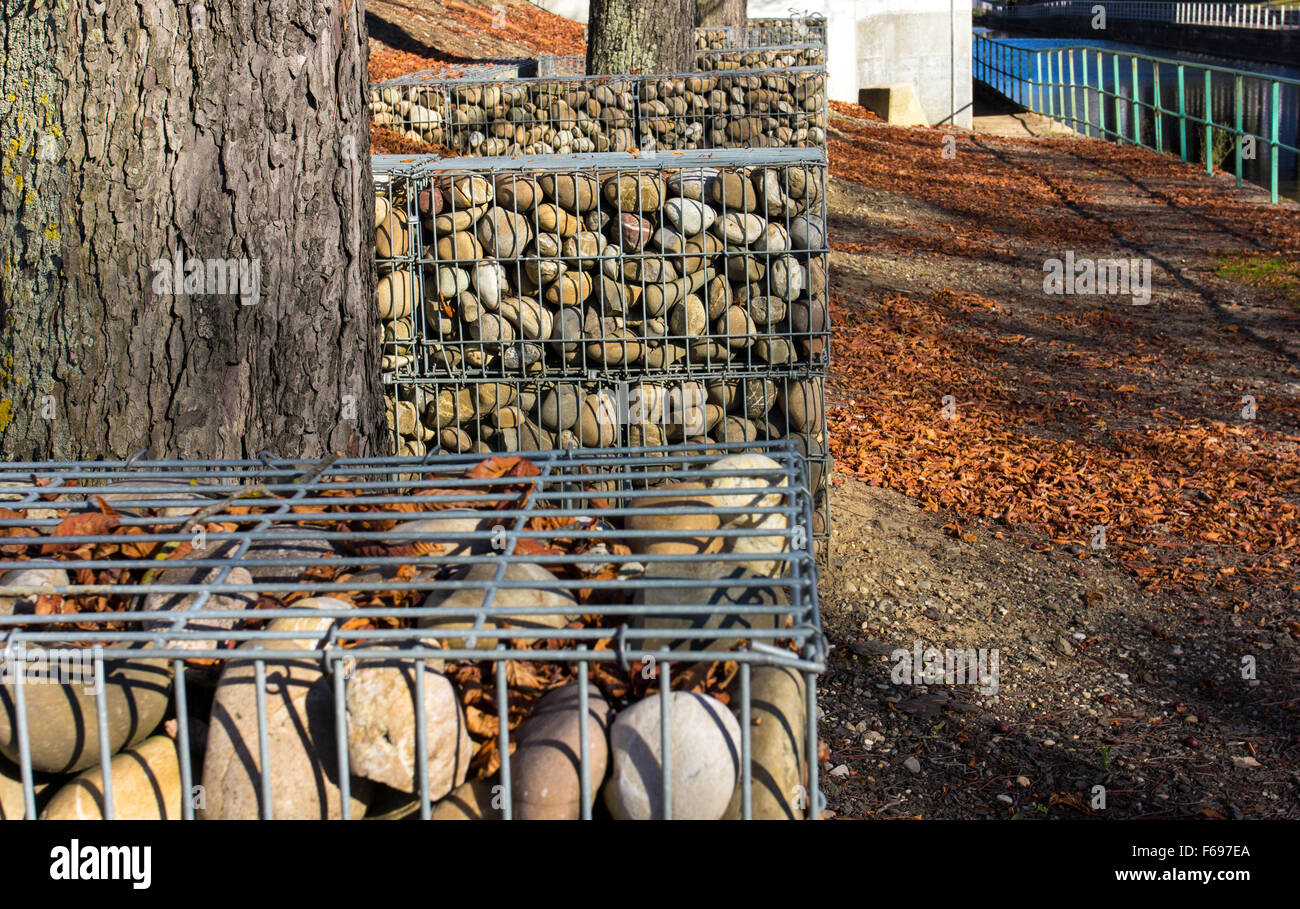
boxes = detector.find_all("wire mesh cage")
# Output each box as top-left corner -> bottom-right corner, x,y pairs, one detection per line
744,16 -> 829,48
536,55 -> 586,79
696,44 -> 827,71
0,447 -> 824,820
369,67 -> 827,156
373,62 -> 528,88
371,72 -> 637,155
446,72 -> 636,155
372,148 -> 830,381
694,25 -> 739,50
639,67 -> 827,151
384,375 -> 832,535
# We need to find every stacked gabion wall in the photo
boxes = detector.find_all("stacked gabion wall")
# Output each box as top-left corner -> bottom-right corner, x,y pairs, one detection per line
369,67 -> 827,156
695,44 -> 826,71
695,25 -> 739,50
374,149 -> 832,533
745,17 -> 828,47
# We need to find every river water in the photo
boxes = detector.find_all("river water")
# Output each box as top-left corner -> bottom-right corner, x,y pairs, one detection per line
973,28 -> 1300,201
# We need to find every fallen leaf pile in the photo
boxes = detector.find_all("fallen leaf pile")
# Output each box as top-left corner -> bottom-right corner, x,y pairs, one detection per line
831,118 -> 1111,253
828,100 -> 883,122
370,125 -> 457,156
830,114 -> 1300,262
827,121 -> 1300,598
366,0 -> 584,84
0,492 -> 211,630
368,53 -> 550,86
432,0 -> 585,56
368,50 -> 456,85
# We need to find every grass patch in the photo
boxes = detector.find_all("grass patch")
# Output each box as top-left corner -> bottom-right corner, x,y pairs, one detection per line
1215,251 -> 1300,308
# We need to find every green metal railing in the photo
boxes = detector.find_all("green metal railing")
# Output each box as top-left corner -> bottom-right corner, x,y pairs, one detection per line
973,35 -> 1299,203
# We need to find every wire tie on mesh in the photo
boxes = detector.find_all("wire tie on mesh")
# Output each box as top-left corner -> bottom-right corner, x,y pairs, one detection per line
321,623 -> 342,676
615,623 -> 632,672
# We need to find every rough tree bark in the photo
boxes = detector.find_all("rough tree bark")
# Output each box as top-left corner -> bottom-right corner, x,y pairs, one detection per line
586,0 -> 698,76
696,0 -> 746,31
0,0 -> 384,462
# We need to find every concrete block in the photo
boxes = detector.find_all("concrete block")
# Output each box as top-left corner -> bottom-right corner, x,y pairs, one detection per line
858,83 -> 930,127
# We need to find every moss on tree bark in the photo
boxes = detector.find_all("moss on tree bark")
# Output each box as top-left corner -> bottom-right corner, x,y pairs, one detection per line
587,0 -> 697,77
0,0 -> 384,461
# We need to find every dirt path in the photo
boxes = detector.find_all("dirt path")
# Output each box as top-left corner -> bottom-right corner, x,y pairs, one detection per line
819,106 -> 1300,819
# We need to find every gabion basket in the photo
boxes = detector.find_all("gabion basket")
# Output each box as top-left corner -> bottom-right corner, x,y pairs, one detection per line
368,66 -> 828,156
0,447 -> 823,820
638,68 -> 828,151
694,25 -> 739,50
372,148 -> 830,381
745,17 -> 828,48
696,44 -> 827,71
384,375 -> 832,535
373,62 -> 527,87
536,55 -> 586,79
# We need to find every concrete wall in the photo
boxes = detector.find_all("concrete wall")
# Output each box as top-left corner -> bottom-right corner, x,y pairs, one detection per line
725,0 -> 974,123
533,0 -> 974,126
857,0 -> 972,128
744,1 -> 858,105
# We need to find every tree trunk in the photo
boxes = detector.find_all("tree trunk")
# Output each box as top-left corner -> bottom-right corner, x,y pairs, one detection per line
587,0 -> 697,76
0,0 -> 384,462
696,0 -> 745,31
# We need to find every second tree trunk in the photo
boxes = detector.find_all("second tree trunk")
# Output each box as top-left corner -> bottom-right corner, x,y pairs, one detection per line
586,0 -> 698,76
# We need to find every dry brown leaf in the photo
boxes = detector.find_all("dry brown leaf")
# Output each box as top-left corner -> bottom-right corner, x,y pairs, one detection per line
41,512 -> 121,555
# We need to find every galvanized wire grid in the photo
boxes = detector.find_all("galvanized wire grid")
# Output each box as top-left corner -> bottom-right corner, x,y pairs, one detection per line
695,44 -> 827,71
373,62 -> 528,87
536,55 -> 586,79
638,68 -> 828,151
368,66 -> 828,155
384,376 -> 832,535
373,148 -> 829,381
744,17 -> 828,48
372,147 -> 832,535
694,25 -> 739,50
0,447 -> 823,820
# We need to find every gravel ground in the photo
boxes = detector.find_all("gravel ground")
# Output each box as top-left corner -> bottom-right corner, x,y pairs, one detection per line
820,480 -> 1297,819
